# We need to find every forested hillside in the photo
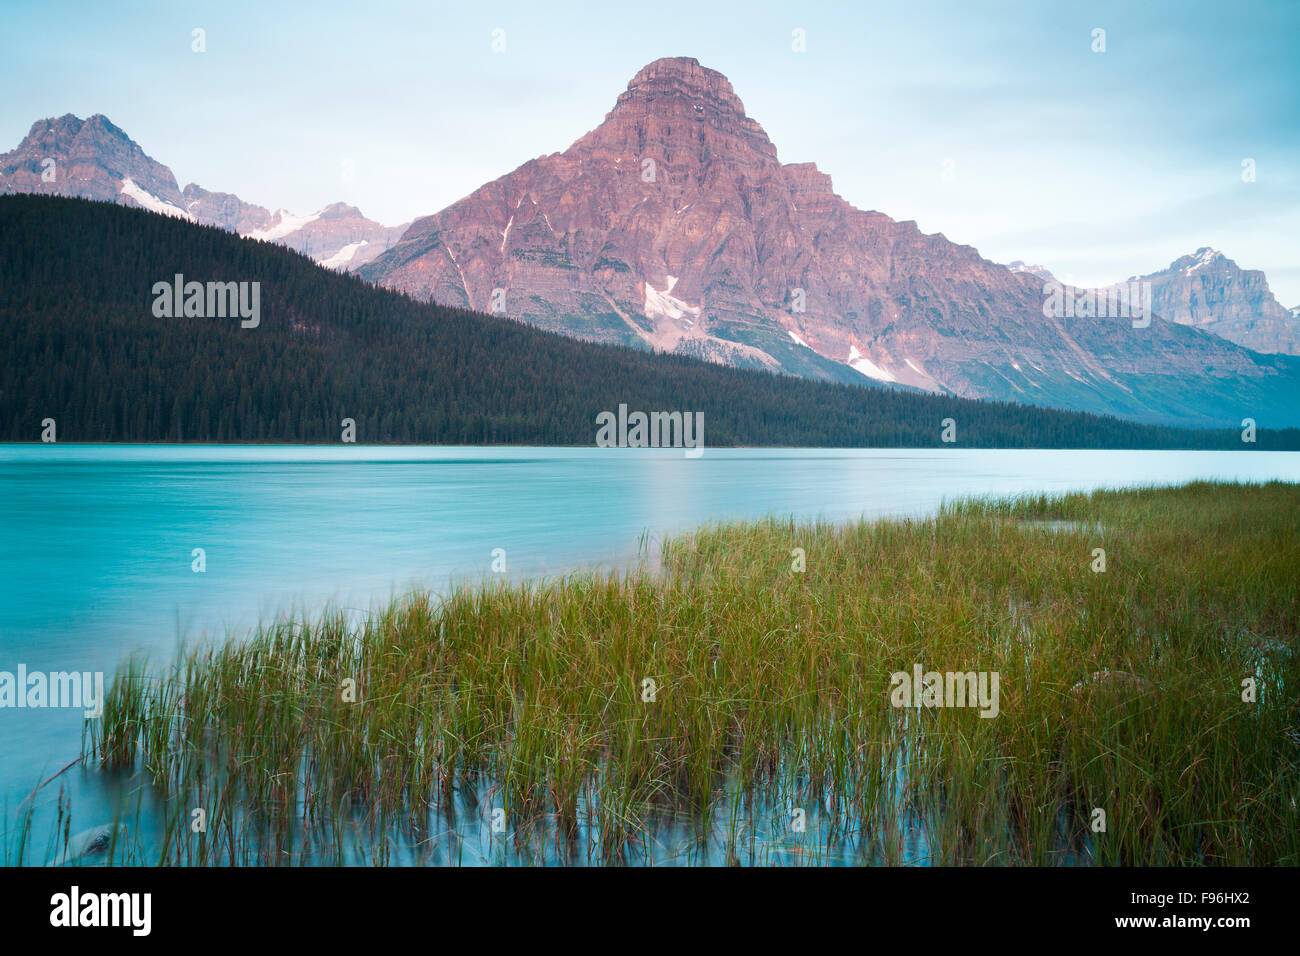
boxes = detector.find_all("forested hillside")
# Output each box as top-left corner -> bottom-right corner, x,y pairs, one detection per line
1,195 -> 1295,449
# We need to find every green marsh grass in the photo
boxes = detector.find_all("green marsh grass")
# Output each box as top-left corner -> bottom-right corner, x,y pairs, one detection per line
45,481 -> 1300,865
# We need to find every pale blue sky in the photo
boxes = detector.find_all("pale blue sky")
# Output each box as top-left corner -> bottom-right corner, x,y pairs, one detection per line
3,0 -> 1297,302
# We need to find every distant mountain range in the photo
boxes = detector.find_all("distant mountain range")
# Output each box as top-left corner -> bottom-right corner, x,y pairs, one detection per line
1020,250 -> 1300,356
6,193 -> 1297,448
0,114 -> 406,272
3,58 -> 1299,429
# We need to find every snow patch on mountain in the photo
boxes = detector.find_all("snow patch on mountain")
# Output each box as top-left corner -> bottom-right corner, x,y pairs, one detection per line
246,209 -> 322,242
847,345 -> 897,383
119,179 -> 194,221
644,276 -> 701,323
317,239 -> 370,271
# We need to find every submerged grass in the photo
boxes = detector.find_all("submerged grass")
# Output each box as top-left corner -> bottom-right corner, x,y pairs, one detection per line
43,481 -> 1300,864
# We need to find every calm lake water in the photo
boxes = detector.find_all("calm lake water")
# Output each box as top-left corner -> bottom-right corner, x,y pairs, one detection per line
2,444 -> 1298,859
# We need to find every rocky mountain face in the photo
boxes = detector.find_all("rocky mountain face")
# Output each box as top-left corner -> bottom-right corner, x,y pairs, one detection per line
358,57 -> 1300,427
0,114 -> 189,213
1134,248 -> 1300,355
180,183 -> 272,234
0,114 -> 405,271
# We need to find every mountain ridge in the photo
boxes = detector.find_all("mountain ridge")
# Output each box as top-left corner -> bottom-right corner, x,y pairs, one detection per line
356,56 -> 1300,428
0,113 -> 407,271
12,193 -> 1293,446
4,60 -> 1299,428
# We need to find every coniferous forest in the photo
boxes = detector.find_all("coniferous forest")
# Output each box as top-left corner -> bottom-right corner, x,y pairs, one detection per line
2,194 -> 1296,449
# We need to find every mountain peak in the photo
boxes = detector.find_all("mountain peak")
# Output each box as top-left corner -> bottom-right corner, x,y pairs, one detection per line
319,201 -> 364,219
26,113 -> 85,141
1139,248 -> 1299,353
1172,247 -> 1226,273
627,57 -> 733,93
3,111 -> 183,209
83,113 -> 129,135
25,113 -> 132,145
581,56 -> 776,173
610,56 -> 752,124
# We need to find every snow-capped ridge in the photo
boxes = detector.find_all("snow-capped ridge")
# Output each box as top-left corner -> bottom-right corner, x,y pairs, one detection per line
245,208 -> 323,242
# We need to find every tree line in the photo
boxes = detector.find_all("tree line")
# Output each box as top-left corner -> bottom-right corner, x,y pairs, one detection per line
2,194 -> 1296,450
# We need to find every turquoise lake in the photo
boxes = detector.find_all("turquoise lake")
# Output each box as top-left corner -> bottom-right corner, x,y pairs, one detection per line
2,444 -> 1299,855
